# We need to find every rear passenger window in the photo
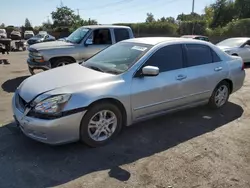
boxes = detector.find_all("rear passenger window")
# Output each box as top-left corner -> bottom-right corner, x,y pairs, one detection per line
144,44 -> 184,72
114,29 -> 130,42
186,44 -> 213,67
211,49 -> 221,62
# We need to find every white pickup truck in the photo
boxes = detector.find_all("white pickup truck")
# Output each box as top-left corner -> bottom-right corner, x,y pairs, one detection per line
27,25 -> 134,75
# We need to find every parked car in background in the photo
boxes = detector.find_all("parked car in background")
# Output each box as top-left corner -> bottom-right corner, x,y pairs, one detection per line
27,33 -> 56,46
24,30 -> 34,40
27,25 -> 134,75
181,35 -> 210,42
13,37 -> 245,147
57,37 -> 67,41
0,29 -> 7,38
216,37 -> 250,63
38,31 -> 48,36
10,30 -> 21,40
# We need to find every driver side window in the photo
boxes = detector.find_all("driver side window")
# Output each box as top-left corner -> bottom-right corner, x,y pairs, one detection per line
87,29 -> 112,45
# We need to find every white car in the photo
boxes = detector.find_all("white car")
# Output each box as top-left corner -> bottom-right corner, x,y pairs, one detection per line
24,30 -> 34,40
0,29 -> 7,38
216,37 -> 250,63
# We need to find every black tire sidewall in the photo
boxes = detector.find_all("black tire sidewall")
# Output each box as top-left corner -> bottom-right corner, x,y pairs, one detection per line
80,102 -> 123,147
209,81 -> 230,109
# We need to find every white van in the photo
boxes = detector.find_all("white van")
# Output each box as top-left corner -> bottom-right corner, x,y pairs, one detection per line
0,29 -> 7,38
24,30 -> 34,40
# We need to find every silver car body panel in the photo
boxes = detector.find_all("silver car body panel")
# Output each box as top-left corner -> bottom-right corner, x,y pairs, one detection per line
13,37 -> 245,144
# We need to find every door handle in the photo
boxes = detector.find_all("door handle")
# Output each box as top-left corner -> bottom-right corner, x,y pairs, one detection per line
214,67 -> 223,71
176,74 -> 187,80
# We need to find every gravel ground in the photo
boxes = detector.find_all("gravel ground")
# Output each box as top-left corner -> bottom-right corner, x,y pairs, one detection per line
0,52 -> 250,188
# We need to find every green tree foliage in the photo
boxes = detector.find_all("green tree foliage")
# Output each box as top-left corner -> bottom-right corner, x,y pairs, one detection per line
210,0 -> 236,28
235,0 -> 250,19
146,13 -> 155,23
179,20 -> 207,35
24,18 -> 32,28
0,23 -> 5,28
51,6 -> 97,32
177,12 -> 204,21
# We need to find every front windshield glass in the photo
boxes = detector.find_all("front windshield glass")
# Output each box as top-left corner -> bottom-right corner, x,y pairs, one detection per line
66,28 -> 89,44
36,34 -> 45,38
0,30 -> 4,33
217,38 -> 247,47
82,42 -> 152,74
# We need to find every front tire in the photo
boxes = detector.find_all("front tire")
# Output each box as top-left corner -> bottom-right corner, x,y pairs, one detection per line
51,58 -> 74,68
209,81 -> 230,109
80,102 -> 123,147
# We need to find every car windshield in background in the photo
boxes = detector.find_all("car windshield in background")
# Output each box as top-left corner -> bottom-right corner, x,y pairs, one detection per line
66,28 -> 89,44
36,34 -> 45,38
82,42 -> 152,74
217,38 -> 247,47
0,30 -> 4,33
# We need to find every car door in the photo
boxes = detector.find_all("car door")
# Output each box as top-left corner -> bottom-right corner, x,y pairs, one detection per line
182,43 -> 228,104
131,44 -> 187,120
80,29 -> 113,60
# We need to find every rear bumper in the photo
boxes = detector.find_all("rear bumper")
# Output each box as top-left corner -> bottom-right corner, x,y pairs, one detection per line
232,70 -> 246,93
27,58 -> 51,70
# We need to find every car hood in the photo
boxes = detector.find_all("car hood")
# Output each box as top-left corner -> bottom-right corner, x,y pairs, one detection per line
18,63 -> 115,102
216,45 -> 239,51
30,41 -> 75,50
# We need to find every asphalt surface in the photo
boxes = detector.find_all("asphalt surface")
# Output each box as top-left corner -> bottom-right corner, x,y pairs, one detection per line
0,52 -> 250,188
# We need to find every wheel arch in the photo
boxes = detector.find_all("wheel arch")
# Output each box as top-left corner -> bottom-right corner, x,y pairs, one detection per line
49,56 -> 76,65
217,79 -> 233,94
87,98 -> 128,127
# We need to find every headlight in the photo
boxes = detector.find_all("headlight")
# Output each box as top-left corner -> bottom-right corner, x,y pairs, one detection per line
225,50 -> 231,54
33,94 -> 71,114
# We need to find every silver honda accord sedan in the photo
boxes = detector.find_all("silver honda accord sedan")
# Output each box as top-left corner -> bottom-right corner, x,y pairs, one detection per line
12,37 -> 245,147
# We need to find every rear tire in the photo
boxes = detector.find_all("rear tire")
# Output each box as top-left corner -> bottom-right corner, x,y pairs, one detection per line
208,81 -> 230,109
80,102 -> 123,147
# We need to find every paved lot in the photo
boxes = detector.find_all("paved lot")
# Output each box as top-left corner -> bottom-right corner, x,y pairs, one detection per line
0,52 -> 250,188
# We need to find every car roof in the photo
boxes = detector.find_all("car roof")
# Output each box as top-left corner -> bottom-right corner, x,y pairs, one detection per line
81,25 -> 131,29
124,37 -> 205,45
181,35 -> 208,38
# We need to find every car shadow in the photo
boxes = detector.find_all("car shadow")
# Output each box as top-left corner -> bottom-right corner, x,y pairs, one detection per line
0,102 -> 243,188
1,76 -> 29,93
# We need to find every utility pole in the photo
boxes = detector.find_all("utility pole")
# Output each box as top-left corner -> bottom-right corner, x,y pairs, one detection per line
191,0 -> 195,35
76,9 -> 79,16
192,0 -> 195,13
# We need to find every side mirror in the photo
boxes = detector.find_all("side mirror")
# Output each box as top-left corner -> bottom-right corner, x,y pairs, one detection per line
85,38 -> 93,46
142,66 -> 159,76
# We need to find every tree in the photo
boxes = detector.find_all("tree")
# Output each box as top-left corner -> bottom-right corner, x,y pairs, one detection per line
235,0 -> 250,19
42,18 -> 53,30
177,12 -> 204,21
24,18 -> 32,28
210,0 -> 236,28
51,6 -> 77,27
146,13 -> 155,23
0,23 -> 5,28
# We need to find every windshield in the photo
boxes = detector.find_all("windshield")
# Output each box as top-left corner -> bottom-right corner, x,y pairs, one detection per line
66,28 -> 89,43
217,38 -> 247,47
0,29 -> 5,34
83,42 -> 152,74
35,34 -> 45,38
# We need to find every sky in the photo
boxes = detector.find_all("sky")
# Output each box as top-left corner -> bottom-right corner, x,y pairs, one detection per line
0,0 -> 215,26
